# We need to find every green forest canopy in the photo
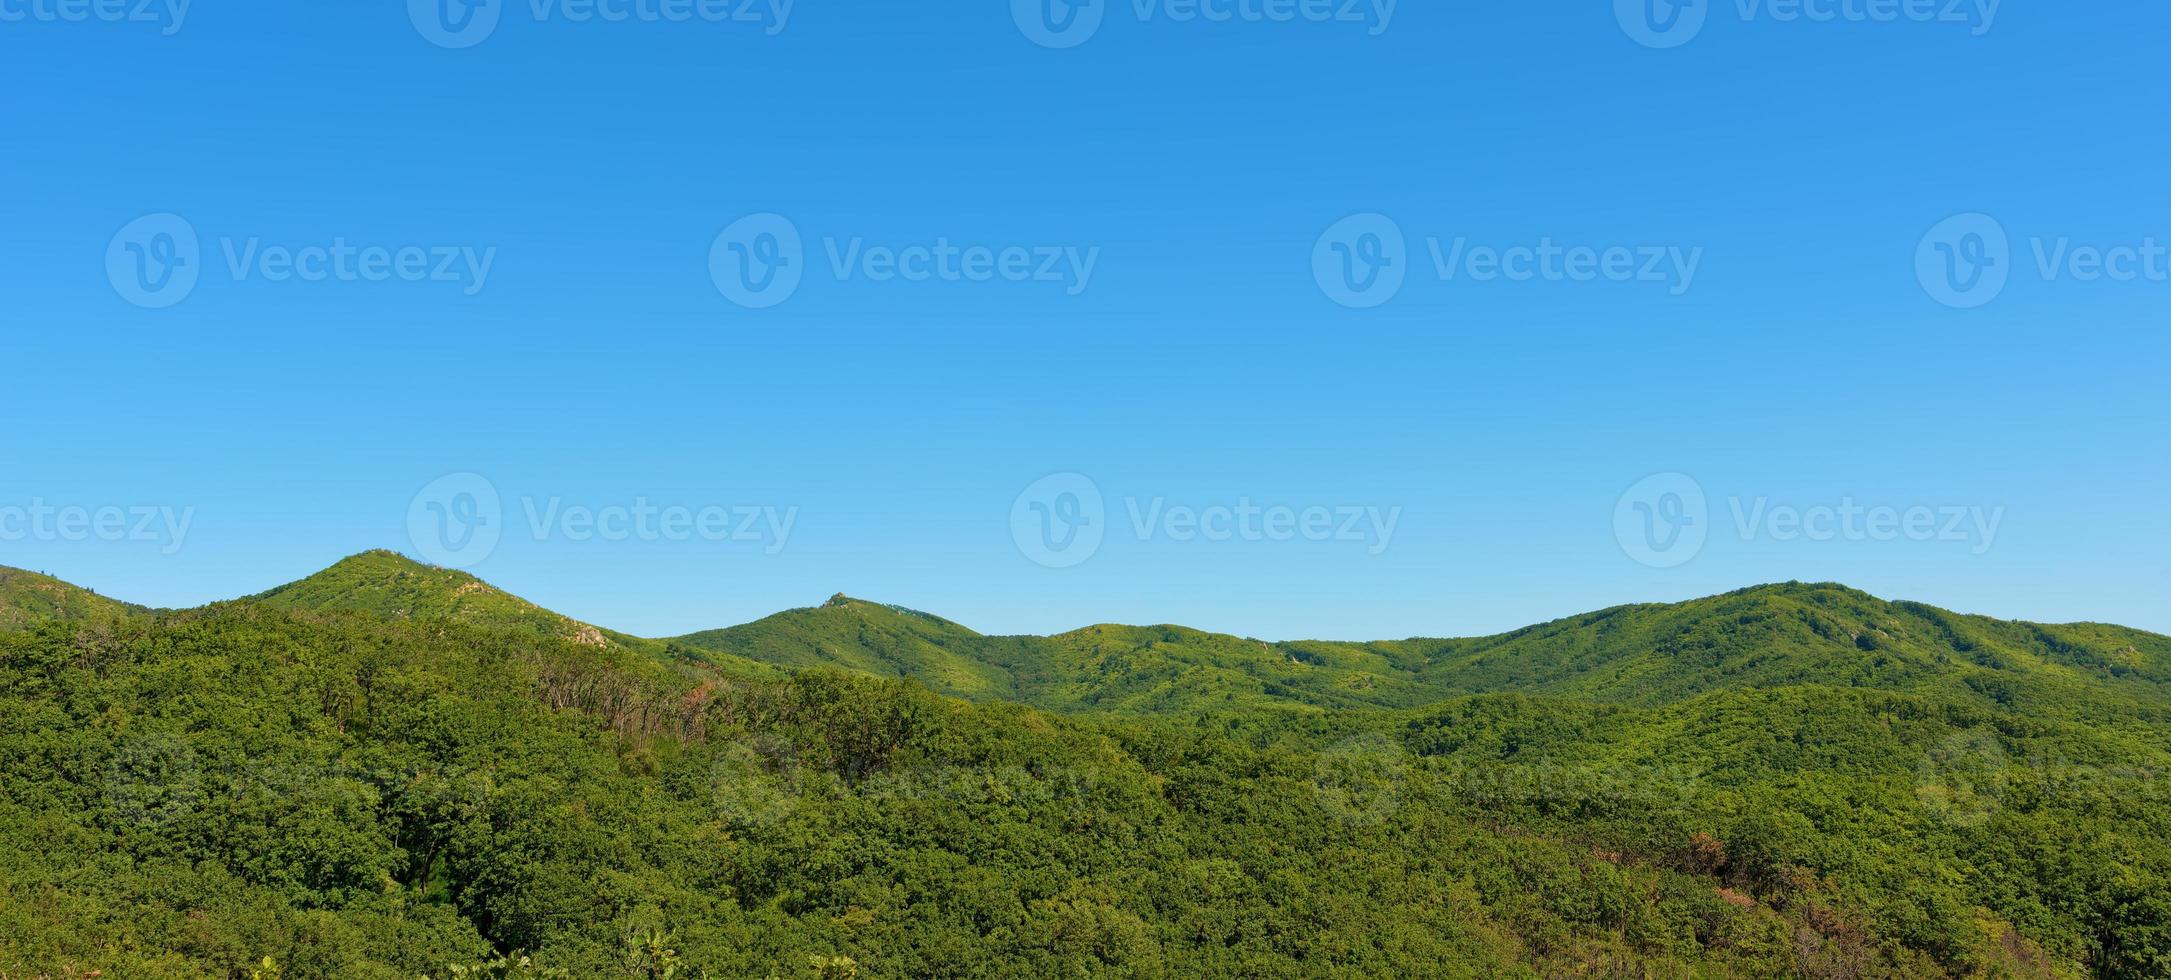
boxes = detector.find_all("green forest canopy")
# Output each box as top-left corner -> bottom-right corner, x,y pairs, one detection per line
2,551 -> 2166,977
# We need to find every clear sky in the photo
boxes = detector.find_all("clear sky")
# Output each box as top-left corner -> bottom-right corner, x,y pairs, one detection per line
3,2 -> 2165,640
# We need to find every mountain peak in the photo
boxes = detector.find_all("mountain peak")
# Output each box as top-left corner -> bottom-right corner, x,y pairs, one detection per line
797,594 -> 974,633
663,580 -> 2171,716
1725,580 -> 1882,602
669,593 -> 997,698
330,548 -> 461,576
248,550 -> 614,648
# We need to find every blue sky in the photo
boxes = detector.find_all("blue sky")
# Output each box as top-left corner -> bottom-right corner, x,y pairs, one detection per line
2,1 -> 2165,639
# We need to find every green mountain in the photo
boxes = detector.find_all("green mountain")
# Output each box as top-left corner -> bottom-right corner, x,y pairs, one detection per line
239,550 -> 781,679
1405,582 -> 2171,710
671,599 -> 1452,714
243,550 -> 627,648
673,594 -> 1007,699
0,564 -> 149,627
3,558 -> 2167,977
672,582 -> 2171,722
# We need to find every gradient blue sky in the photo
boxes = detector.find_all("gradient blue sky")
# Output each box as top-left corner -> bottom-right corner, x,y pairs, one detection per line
3,2 -> 2165,639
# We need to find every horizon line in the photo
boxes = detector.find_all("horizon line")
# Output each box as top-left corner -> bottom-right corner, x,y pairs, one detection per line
8,548 -> 2161,645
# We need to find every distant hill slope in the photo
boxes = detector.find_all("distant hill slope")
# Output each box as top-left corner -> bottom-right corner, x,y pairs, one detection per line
1408,583 -> 2171,720
0,564 -> 149,627
672,598 -> 1450,713
238,551 -> 784,679
671,583 -> 2171,720
243,550 -> 626,647
674,594 -> 1010,700
12,554 -> 2165,724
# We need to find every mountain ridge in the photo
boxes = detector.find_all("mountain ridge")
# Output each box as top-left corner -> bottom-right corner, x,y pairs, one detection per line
12,550 -> 2160,646
5,552 -> 2170,975
8,552 -> 2165,719
663,577 -> 2171,718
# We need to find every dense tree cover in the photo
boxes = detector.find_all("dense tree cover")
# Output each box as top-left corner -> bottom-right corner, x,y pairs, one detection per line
1,555 -> 2167,977
0,566 -> 146,628
671,583 -> 2171,723
241,552 -> 780,680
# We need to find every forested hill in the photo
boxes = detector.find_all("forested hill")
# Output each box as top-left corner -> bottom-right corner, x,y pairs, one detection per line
3,554 -> 2168,976
239,550 -> 783,679
242,550 -> 641,650
671,594 -> 1005,699
0,564 -> 150,627
668,579 -> 2171,721
22,552 -> 2171,721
